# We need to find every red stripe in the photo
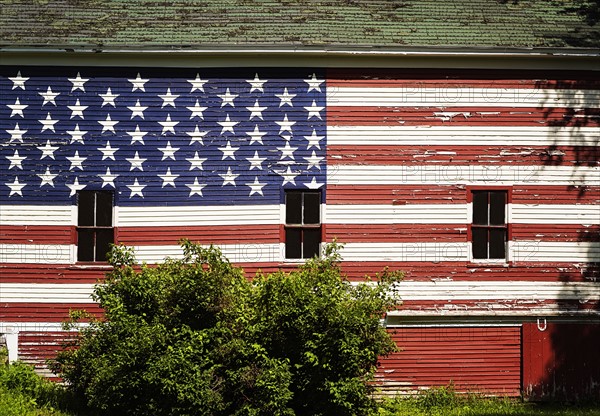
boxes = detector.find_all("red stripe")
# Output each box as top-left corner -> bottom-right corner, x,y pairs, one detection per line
118,224 -> 280,246
328,107 -> 600,126
0,303 -> 102,322
327,185 -> 600,204
327,69 -> 600,89
325,224 -> 595,243
0,264 -> 108,283
328,145 -> 600,166
339,262 -> 595,282
0,226 -> 74,245
399,299 -> 599,312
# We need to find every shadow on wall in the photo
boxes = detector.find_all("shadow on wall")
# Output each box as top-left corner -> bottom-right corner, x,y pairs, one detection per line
527,77 -> 600,401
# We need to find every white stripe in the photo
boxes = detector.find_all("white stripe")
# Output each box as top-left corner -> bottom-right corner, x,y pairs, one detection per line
116,204 -> 281,227
2,280 -> 597,304
511,204 -> 600,224
328,204 -> 599,225
328,87 -> 600,108
133,243 -> 283,264
0,205 -> 75,226
327,204 -> 468,224
0,204 -> 282,227
327,125 -> 600,146
0,244 -> 74,264
330,165 -> 600,186
0,322 -> 85,332
0,283 -> 93,303
341,241 -> 599,262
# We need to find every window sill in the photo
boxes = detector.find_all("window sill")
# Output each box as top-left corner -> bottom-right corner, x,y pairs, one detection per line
69,263 -> 113,270
467,260 -> 510,268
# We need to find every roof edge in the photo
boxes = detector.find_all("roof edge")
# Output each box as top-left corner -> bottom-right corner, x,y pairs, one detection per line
1,47 -> 599,70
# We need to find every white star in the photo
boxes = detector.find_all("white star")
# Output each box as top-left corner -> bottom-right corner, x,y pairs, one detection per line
99,141 -> 119,160
67,178 -> 85,197
246,151 -> 266,170
187,99 -> 207,119
278,141 -> 298,160
67,150 -> 86,171
306,177 -> 324,189
99,114 -> 118,133
7,150 -> 26,170
40,113 -> 58,132
128,100 -> 147,119
158,141 -> 179,160
247,177 -> 267,196
276,88 -> 296,107
219,141 -> 239,160
7,123 -> 27,143
186,125 -> 208,145
67,124 -> 87,143
275,114 -> 296,134
127,125 -> 147,145
38,140 -> 59,160
187,178 -> 206,197
39,86 -> 59,106
38,167 -> 57,187
188,151 -> 207,171
127,178 -> 146,198
159,88 -> 179,108
218,88 -> 238,107
159,114 -> 179,134
159,167 -> 179,188
8,98 -> 27,117
218,114 -> 239,134
220,167 -> 239,186
188,74 -> 208,92
305,100 -> 324,120
8,177 -> 25,196
247,125 -> 267,145
247,73 -> 266,93
304,130 -> 324,150
129,73 -> 148,92
246,100 -> 267,120
278,166 -> 299,186
69,72 -> 88,92
101,167 -> 118,188
68,99 -> 88,119
9,71 -> 28,90
304,151 -> 324,170
127,151 -> 146,171
305,73 -> 324,92
99,87 -> 119,107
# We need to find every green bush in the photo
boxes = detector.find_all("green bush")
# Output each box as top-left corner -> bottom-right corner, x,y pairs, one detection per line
52,241 -> 403,416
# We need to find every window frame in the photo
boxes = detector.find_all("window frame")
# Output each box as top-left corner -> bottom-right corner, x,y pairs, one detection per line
76,190 -> 115,263
283,189 -> 323,261
467,186 -> 512,264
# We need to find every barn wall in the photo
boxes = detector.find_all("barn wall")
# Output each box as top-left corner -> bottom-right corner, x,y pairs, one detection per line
1,66 -> 599,398
376,326 -> 522,397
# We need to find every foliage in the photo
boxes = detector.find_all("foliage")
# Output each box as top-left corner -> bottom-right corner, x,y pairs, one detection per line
52,240 -> 403,416
378,385 -> 600,416
0,360 -> 72,416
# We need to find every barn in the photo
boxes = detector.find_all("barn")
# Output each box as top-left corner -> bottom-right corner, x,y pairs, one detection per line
1,0 -> 599,400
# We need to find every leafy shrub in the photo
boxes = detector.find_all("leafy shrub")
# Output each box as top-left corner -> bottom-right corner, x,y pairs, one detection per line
52,241 -> 403,416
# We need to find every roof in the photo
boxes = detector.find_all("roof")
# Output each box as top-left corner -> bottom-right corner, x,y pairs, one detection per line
0,0 -> 598,52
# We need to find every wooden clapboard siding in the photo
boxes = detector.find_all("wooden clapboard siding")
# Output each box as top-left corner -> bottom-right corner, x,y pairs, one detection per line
376,326 -> 522,396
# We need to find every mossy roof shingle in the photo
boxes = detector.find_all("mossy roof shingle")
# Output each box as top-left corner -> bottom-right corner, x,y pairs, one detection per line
1,0 -> 598,51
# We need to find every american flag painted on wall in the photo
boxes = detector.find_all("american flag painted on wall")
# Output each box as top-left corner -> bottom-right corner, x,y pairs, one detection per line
1,66 -> 599,380
0,68 -> 326,206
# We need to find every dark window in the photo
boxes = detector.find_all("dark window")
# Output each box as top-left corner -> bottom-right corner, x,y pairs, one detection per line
77,191 -> 114,262
285,190 -> 321,259
471,190 -> 507,260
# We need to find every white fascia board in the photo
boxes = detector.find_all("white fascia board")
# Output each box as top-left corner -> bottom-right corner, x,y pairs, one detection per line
1,48 -> 599,70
